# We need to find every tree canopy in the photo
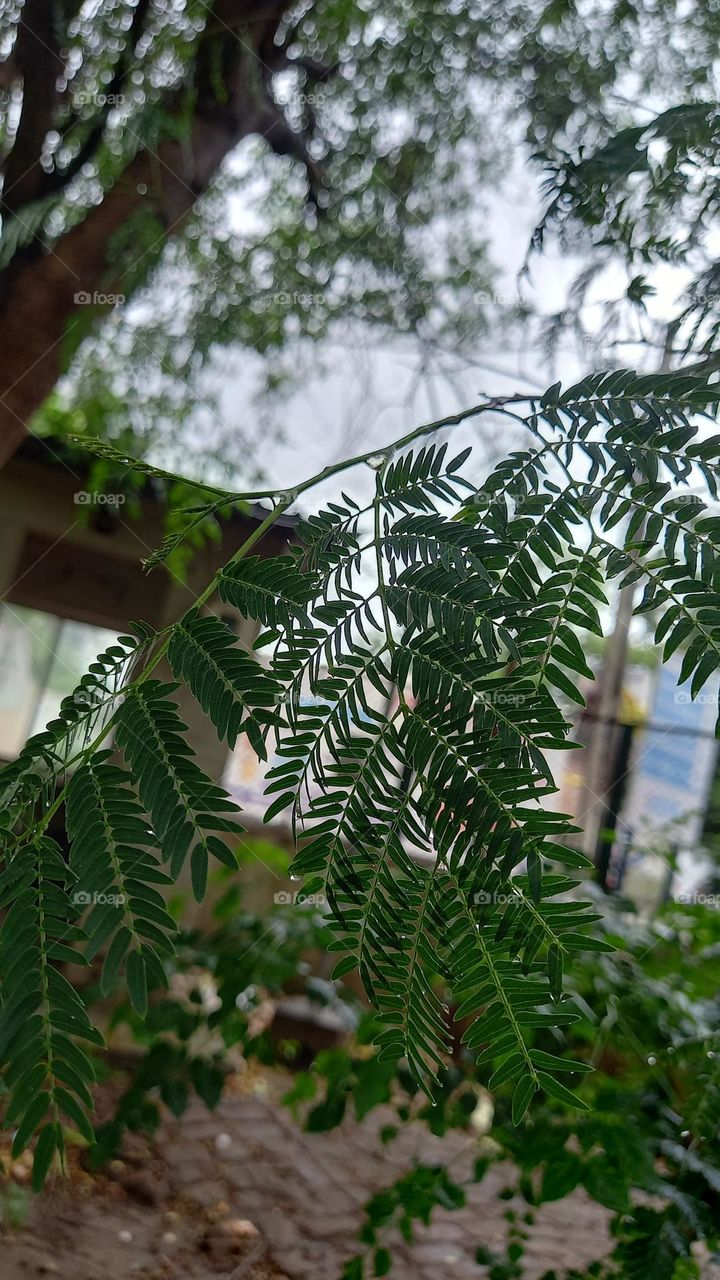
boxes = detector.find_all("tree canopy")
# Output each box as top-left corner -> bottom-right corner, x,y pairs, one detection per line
2,1 -> 720,474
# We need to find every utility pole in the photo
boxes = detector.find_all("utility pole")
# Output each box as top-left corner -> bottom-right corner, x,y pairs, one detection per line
580,579 -> 636,862
580,330 -> 675,866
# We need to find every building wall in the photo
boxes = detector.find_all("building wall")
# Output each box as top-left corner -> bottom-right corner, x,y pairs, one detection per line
0,445 -> 296,921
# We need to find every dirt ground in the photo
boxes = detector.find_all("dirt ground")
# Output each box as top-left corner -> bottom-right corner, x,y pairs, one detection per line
0,1066 -> 619,1280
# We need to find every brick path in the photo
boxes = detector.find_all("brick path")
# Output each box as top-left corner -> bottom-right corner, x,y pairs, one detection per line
162,1091 -> 612,1279
2,1087 -> 615,1279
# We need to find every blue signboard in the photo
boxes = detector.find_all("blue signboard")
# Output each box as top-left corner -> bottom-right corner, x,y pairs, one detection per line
623,654 -> 719,845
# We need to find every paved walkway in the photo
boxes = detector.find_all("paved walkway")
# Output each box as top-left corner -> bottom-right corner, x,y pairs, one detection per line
163,1091 -> 612,1279
3,1087 -> 614,1279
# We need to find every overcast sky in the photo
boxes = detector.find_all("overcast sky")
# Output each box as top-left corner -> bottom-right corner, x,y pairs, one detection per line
213,145 -> 695,516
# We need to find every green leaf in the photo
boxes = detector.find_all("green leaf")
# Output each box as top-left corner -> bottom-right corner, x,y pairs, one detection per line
126,950 -> 148,1018
541,1152 -> 583,1202
31,1123 -> 59,1192
8,371 -> 720,1140
341,1259 -> 364,1280
537,1072 -> 590,1110
548,945 -> 563,1002
374,1247 -> 392,1276
511,1075 -> 537,1125
12,1093 -> 51,1157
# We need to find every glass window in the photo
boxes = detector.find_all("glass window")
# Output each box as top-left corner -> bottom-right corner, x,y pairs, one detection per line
0,604 -> 121,761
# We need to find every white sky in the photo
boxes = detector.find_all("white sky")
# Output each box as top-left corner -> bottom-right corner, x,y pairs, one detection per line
214,146 -> 697,514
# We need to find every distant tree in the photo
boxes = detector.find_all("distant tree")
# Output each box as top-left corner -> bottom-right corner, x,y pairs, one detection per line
3,1 -> 720,470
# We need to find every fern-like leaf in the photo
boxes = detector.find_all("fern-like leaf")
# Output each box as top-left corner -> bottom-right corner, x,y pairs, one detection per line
0,838 -> 102,1183
66,756 -> 177,1010
116,682 -> 244,899
168,612 -> 281,756
7,370 -> 720,1156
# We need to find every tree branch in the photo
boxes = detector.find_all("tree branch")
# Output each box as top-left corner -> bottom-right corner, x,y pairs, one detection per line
0,0 -> 63,216
0,0 -> 325,463
43,0 -> 154,198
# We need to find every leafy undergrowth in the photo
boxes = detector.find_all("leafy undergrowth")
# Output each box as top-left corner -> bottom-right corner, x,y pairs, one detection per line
1,855 -> 719,1280
21,876 -> 713,1280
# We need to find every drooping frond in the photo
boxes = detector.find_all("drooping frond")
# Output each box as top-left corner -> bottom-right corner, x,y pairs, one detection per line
218,555 -> 318,634
0,838 -> 102,1187
237,375 -> 720,1095
464,372 -> 720,700
66,756 -> 178,1014
5,371 -> 720,1168
0,630 -> 148,827
168,612 -> 281,756
242,459 -> 596,1091
116,681 -> 244,899
64,434 -> 233,495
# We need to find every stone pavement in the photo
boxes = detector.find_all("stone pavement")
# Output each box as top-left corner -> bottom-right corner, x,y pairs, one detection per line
160,1090 -> 613,1279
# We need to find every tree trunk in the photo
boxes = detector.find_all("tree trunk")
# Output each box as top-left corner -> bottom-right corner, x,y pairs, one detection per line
0,0 -> 307,465
0,137 -> 235,460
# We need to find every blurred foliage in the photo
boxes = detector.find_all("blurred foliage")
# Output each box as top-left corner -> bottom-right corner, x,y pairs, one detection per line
339,897 -> 720,1278
91,873 -> 720,1278
533,104 -> 720,365
6,1 -> 720,480
89,865 -> 358,1162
